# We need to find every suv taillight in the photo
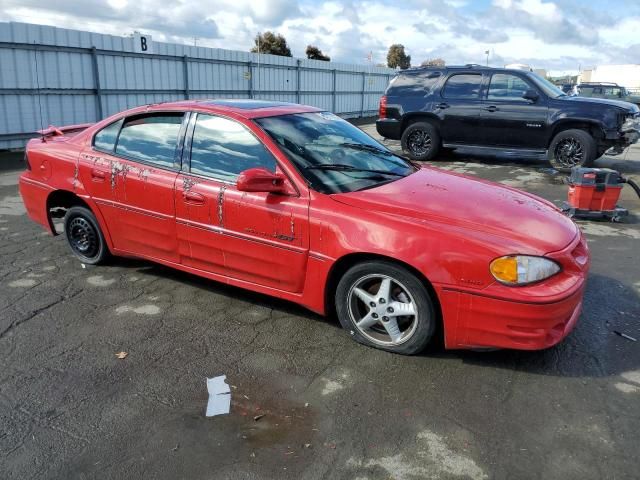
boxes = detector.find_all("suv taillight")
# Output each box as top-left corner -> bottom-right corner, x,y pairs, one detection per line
25,151 -> 31,171
379,95 -> 387,119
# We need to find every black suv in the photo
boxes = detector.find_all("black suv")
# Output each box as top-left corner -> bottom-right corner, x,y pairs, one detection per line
376,66 -> 640,171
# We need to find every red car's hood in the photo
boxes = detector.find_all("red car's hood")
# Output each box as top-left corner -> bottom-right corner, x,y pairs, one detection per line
331,167 -> 578,254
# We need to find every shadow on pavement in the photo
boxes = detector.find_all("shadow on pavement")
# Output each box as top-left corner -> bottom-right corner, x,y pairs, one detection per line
109,256 -> 639,378
109,256 -> 337,328
436,273 -> 640,378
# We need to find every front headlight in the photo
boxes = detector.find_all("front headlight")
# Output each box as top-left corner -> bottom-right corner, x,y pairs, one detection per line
622,115 -> 640,132
490,255 -> 561,286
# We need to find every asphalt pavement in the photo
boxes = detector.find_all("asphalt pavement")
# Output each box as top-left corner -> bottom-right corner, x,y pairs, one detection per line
1,126 -> 639,480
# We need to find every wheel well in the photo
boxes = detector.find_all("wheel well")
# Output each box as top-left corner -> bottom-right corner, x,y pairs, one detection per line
46,190 -> 91,235
324,252 -> 443,341
401,114 -> 441,136
549,121 -> 604,147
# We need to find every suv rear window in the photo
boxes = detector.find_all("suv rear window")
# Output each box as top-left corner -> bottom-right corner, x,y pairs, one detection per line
388,71 -> 442,95
442,74 -> 482,99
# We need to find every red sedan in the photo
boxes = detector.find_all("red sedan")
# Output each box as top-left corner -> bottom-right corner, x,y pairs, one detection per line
19,100 -> 589,354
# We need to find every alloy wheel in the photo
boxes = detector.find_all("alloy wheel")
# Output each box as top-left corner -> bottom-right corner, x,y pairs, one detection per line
407,129 -> 432,157
554,137 -> 584,168
347,274 -> 419,346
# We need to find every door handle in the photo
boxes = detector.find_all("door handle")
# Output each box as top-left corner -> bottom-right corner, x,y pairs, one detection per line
183,191 -> 205,205
91,169 -> 107,181
483,105 -> 499,112
436,103 -> 449,109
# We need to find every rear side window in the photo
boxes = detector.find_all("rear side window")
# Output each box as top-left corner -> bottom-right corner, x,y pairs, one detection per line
115,114 -> 183,167
442,74 -> 482,99
488,74 -> 531,101
93,119 -> 123,153
387,71 -> 442,96
189,114 -> 276,182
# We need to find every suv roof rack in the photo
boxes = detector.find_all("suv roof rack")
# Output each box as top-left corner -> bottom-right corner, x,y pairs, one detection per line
579,82 -> 619,86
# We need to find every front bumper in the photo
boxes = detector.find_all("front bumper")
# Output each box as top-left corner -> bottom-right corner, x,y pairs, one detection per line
622,128 -> 640,145
442,284 -> 585,350
439,231 -> 589,350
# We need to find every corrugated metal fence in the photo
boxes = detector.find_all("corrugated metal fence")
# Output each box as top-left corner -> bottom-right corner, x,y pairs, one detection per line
0,22 -> 396,150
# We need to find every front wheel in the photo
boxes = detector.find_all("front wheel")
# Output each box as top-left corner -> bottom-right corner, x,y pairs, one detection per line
401,122 -> 440,161
548,129 -> 596,172
335,261 -> 436,355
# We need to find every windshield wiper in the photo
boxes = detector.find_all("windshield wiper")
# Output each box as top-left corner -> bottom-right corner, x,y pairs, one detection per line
305,163 -> 406,177
339,143 -> 392,155
340,143 -> 415,169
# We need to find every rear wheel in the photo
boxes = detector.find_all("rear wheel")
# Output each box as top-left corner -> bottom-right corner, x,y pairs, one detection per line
335,261 -> 436,355
401,121 -> 440,161
548,129 -> 596,172
63,206 -> 109,264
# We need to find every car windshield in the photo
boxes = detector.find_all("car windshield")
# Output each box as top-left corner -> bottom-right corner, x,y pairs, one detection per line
254,112 -> 415,194
527,72 -> 566,98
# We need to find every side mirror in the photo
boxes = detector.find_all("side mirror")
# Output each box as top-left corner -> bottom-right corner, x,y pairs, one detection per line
237,167 -> 287,194
522,89 -> 539,102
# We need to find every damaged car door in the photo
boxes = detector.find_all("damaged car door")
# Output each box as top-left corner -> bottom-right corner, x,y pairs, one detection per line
81,112 -> 185,261
176,113 -> 310,293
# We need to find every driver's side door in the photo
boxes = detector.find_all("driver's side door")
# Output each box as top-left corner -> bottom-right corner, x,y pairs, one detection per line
479,73 -> 549,148
175,113 -> 310,293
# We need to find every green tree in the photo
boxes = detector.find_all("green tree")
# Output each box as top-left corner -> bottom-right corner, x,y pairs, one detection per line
250,31 -> 292,57
387,44 -> 411,69
305,45 -> 330,61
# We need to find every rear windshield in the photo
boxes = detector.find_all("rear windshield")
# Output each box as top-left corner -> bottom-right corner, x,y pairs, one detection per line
387,70 -> 442,96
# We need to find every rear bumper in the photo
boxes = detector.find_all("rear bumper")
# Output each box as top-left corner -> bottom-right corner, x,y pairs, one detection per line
375,118 -> 402,140
442,283 -> 585,350
19,175 -> 54,234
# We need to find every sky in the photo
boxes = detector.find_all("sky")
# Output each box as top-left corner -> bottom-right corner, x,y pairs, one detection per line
1,0 -> 639,75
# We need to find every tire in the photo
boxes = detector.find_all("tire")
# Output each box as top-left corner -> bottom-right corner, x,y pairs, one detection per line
401,121 -> 440,161
63,206 -> 109,265
335,260 -> 436,355
548,129 -> 596,172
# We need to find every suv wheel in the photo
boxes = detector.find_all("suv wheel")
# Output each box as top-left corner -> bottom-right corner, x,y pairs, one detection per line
548,129 -> 596,172
401,122 -> 440,161
335,261 -> 436,355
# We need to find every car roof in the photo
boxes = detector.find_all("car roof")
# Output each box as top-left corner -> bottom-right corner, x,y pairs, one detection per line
398,65 -> 534,75
142,99 -> 322,119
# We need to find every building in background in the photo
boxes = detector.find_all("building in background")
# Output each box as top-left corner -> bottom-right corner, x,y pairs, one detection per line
579,65 -> 640,90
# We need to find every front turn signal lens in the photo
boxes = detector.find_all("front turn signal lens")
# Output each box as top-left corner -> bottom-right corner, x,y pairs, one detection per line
490,255 -> 561,286
490,256 -> 518,284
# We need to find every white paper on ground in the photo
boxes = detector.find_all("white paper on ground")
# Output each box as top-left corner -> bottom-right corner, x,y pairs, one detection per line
206,375 -> 231,417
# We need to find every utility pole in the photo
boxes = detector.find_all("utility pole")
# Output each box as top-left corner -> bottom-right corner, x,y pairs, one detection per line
256,33 -> 261,98
485,49 -> 490,66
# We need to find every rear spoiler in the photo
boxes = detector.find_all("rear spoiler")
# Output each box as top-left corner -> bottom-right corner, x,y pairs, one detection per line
36,123 -> 94,141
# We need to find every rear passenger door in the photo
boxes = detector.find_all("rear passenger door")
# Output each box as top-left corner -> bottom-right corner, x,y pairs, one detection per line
82,112 -> 187,262
438,73 -> 485,145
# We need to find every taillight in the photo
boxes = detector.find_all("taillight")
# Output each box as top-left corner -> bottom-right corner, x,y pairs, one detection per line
25,151 -> 31,171
379,95 -> 387,119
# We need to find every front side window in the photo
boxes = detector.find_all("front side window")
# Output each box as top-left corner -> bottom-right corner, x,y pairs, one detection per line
488,74 -> 532,101
255,112 -> 414,194
189,114 -> 276,182
442,74 -> 482,99
115,114 -> 183,167
93,119 -> 123,153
